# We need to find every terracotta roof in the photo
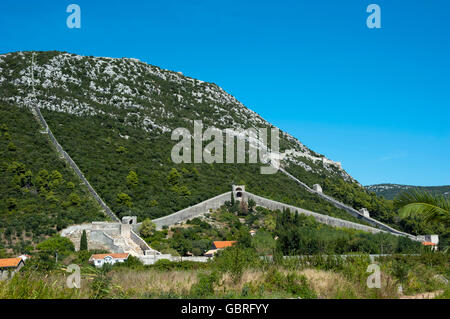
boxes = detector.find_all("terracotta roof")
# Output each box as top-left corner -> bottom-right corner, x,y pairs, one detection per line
89,253 -> 130,260
422,242 -> 437,246
213,241 -> 237,249
0,258 -> 23,268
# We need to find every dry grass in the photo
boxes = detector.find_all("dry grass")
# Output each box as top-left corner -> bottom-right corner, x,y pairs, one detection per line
219,270 -> 265,292
109,269 -> 197,297
107,268 -> 398,299
0,265 -> 410,299
298,269 -> 357,298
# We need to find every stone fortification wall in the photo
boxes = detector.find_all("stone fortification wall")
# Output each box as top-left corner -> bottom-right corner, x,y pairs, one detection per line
149,192 -> 232,229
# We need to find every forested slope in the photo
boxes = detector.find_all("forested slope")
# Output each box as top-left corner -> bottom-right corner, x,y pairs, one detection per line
0,104 -> 106,253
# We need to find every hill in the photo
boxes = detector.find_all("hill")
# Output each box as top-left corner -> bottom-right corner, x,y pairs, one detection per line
365,184 -> 450,200
0,51 -> 447,251
0,104 -> 106,254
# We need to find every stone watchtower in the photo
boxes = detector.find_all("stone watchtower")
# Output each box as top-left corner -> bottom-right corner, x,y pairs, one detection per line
312,184 -> 323,193
359,208 -> 370,218
121,216 -> 137,238
232,185 -> 245,200
122,216 -> 137,225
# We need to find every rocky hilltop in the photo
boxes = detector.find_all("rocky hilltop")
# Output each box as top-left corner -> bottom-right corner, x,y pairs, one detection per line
0,51 -> 349,179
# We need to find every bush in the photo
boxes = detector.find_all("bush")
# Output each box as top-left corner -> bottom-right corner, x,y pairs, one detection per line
114,255 -> 144,269
139,219 -> 156,238
90,267 -> 112,299
36,235 -> 75,257
190,271 -> 220,297
264,268 -> 317,299
213,246 -> 259,283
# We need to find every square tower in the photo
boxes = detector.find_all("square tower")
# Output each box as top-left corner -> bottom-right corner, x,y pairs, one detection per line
232,185 -> 245,200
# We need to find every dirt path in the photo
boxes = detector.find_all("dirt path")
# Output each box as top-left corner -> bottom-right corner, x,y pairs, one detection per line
400,290 -> 443,299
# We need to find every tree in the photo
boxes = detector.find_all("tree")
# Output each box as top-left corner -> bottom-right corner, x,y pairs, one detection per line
264,214 -> 276,232
36,169 -> 49,189
7,142 -> 16,151
394,190 -> 450,226
214,246 -> 258,283
126,170 -> 139,187
80,230 -> 88,251
116,192 -> 132,207
49,170 -> 64,189
248,198 -> 256,212
69,192 -> 82,206
116,146 -> 127,154
139,219 -> 156,238
0,124 -> 8,132
36,235 -> 75,257
167,168 -> 181,185
6,198 -> 17,211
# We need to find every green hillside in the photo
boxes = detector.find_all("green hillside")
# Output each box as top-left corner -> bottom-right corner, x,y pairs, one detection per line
0,51 -> 447,252
366,184 -> 450,200
42,107 -> 365,225
0,104 -> 106,254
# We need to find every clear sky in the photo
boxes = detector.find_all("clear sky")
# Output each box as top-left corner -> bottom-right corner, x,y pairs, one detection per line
1,0 -> 449,186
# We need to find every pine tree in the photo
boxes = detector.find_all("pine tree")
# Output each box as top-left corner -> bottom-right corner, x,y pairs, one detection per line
80,230 -> 88,251
126,170 -> 139,187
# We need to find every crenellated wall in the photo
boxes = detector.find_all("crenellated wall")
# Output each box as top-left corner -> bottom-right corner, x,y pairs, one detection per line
149,192 -> 232,230
135,189 -> 420,241
278,168 -> 418,240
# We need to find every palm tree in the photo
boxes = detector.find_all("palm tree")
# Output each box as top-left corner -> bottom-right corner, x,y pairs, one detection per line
394,189 -> 450,226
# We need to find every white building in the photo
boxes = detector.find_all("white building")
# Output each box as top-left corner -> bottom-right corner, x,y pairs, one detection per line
89,253 -> 130,268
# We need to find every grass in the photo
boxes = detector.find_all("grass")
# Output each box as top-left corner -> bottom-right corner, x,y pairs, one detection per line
0,267 -> 419,299
1,250 -> 448,299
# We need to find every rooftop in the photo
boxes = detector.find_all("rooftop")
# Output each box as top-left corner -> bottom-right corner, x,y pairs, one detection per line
89,253 -> 130,260
213,241 -> 237,249
422,242 -> 437,246
0,258 -> 23,268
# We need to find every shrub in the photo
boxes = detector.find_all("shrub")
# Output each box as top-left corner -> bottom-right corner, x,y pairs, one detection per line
189,271 -> 220,297
214,246 -> 258,283
264,267 -> 317,299
90,267 -> 112,299
139,219 -> 156,238
36,235 -> 75,257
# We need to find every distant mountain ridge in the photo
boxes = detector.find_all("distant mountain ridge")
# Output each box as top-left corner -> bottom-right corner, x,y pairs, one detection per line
365,184 -> 450,200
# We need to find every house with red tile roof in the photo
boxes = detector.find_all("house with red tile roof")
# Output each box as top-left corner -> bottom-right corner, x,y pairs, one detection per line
89,253 -> 130,268
422,241 -> 438,251
0,257 -> 25,270
0,257 -> 26,280
212,241 -> 237,249
203,241 -> 237,257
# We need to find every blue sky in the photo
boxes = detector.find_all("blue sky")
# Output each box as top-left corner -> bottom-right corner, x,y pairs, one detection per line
1,0 -> 449,186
